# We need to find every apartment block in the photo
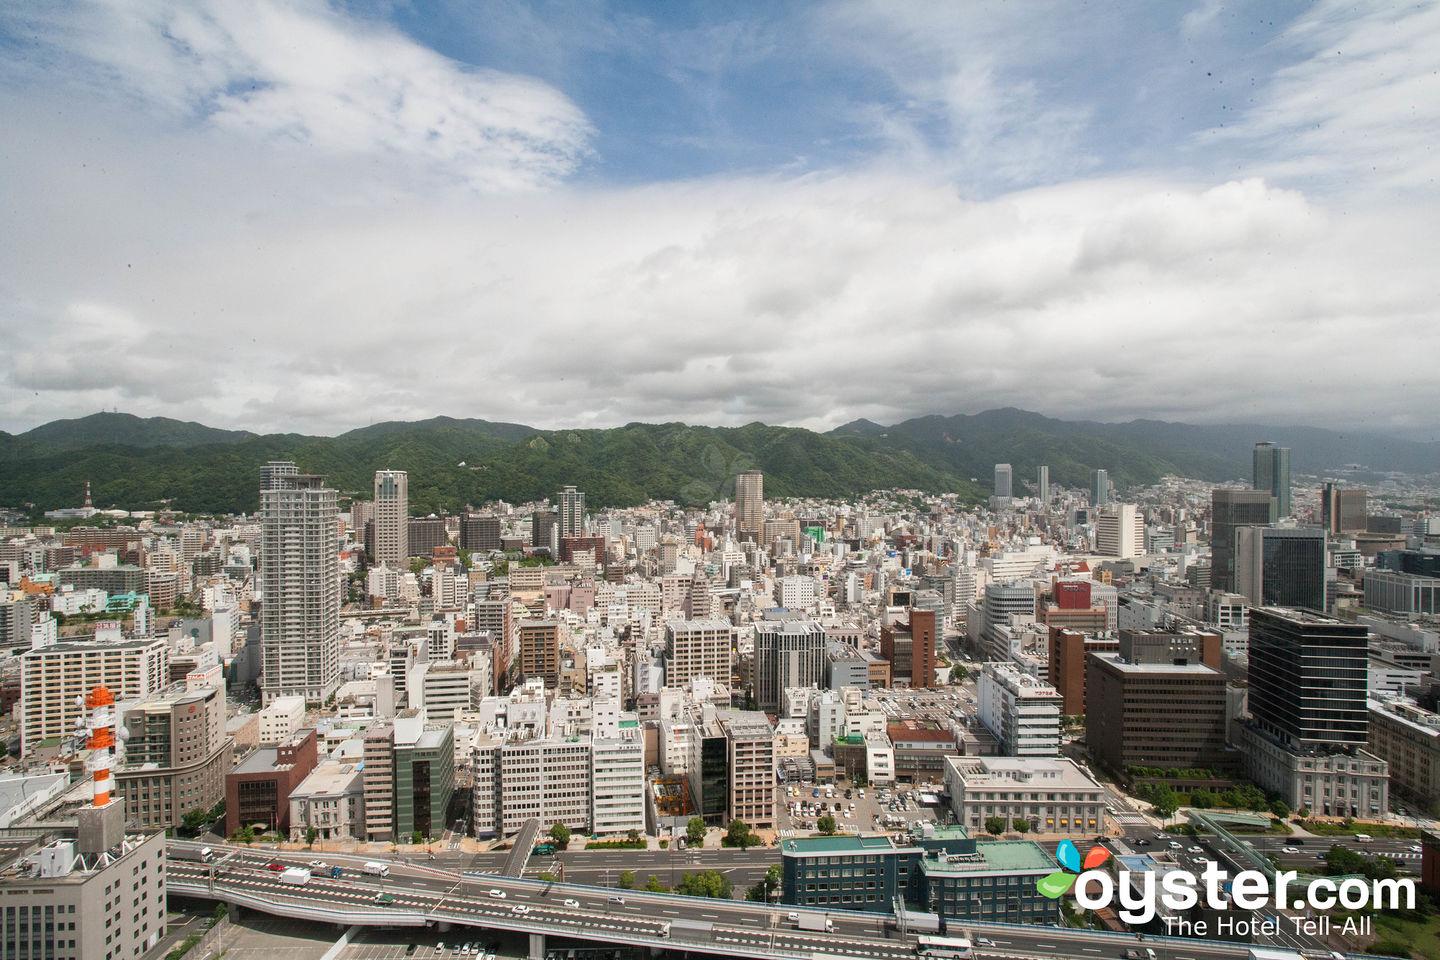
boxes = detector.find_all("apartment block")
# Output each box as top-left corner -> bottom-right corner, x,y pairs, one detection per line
20,636 -> 169,756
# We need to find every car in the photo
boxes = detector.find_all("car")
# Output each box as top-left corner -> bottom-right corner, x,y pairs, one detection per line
405,946 -> 417,957
978,938 -> 994,947
1169,841 -> 1183,850
563,898 -> 580,908
1282,846 -> 1300,854
1316,852 -> 1329,860
511,904 -> 530,915
267,862 -> 284,871
488,889 -> 507,899
787,912 -> 800,922
435,946 -> 444,956
1156,832 -> 1168,840
1188,846 -> 1203,854
1134,838 -> 1151,846
375,893 -> 395,905
309,859 -> 328,869
608,896 -> 626,905
1411,845 -> 1424,853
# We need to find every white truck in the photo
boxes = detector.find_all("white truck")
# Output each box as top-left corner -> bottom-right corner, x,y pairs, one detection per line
796,913 -> 834,932
172,846 -> 215,863
1248,950 -> 1304,960
280,867 -> 312,886
363,861 -> 390,877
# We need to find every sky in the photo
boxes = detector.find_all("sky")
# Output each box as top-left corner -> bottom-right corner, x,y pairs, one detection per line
1,1 -> 1438,439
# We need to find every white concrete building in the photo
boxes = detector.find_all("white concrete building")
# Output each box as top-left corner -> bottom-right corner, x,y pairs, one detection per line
944,756 -> 1106,835
20,635 -> 168,755
977,662 -> 1062,756
258,695 -> 306,744
288,759 -> 365,841
1095,503 -> 1143,559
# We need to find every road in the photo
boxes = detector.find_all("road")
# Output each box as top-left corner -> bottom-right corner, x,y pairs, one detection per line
168,841 -> 1337,960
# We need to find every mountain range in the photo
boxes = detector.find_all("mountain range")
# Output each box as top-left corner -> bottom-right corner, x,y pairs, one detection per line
1,410 -> 1435,517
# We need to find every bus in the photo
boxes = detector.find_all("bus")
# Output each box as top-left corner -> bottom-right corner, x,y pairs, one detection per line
916,936 -> 974,959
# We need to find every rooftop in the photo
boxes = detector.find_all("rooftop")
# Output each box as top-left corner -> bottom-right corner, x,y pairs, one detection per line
780,834 -> 913,856
921,840 -> 1056,874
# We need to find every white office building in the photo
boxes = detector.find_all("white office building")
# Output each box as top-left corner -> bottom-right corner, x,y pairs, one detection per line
976,662 -> 1062,756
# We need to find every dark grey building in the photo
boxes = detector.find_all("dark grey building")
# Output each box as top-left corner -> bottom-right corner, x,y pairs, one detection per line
1248,607 -> 1369,751
1234,525 -> 1326,612
1210,487 -> 1275,593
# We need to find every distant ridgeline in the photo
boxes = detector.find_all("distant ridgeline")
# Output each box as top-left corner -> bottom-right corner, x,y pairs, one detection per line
1,409 -> 1433,516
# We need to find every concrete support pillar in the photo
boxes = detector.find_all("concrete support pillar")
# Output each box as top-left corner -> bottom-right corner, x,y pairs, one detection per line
528,932 -> 545,960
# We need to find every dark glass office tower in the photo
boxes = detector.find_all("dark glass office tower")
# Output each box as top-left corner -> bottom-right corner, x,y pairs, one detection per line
1253,441 -> 1291,519
1247,607 -> 1368,751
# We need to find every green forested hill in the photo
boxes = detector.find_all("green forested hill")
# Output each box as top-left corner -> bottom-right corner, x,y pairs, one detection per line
2,409 -> 1433,516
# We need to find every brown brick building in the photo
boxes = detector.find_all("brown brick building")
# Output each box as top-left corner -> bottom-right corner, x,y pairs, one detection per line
225,727 -> 319,837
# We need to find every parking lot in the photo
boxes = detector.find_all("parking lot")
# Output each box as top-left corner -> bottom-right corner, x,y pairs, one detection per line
776,779 -> 951,838
340,929 -> 520,960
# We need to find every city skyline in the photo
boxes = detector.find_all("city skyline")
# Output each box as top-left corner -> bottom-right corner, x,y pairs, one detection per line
1,3 -> 1438,437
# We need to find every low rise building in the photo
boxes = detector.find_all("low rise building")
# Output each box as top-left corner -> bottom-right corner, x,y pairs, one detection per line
0,806 -> 165,960
943,756 -> 1105,835
1367,699 -> 1440,815
288,759 -> 365,842
224,727 -> 319,837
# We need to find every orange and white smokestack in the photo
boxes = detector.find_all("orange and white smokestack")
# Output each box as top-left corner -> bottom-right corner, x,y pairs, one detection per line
84,686 -> 117,807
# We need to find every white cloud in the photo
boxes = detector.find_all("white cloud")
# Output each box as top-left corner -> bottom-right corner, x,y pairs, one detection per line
1201,1 -> 1440,196
1,2 -> 1437,440
2,0 -> 593,191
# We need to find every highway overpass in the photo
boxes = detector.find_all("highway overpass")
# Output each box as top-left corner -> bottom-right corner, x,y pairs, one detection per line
164,840 -> 1347,960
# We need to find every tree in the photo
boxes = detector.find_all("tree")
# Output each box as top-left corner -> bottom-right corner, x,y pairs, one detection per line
1013,819 -> 1030,834
985,816 -> 1007,836
746,864 -> 782,902
627,828 -> 641,844
1189,790 -> 1214,810
644,875 -> 665,893
179,807 -> 210,838
1296,807 -> 1311,819
675,869 -> 733,899
1270,799 -> 1291,819
1151,785 -> 1179,818
306,827 -> 319,848
817,815 -> 837,835
550,822 -> 572,848
687,816 -> 707,847
619,870 -> 635,889
723,819 -> 758,848
412,830 -> 423,846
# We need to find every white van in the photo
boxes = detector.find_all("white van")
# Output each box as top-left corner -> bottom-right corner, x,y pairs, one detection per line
1354,834 -> 1373,842
363,861 -> 390,876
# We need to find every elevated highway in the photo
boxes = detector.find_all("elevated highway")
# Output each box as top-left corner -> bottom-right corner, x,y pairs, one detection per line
165,841 -> 1342,960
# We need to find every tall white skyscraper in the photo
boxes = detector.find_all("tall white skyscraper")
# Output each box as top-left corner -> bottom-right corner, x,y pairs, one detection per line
260,472 -> 340,704
373,469 -> 409,566
735,471 -> 763,542
1037,465 -> 1050,505
260,460 -> 298,493
558,485 -> 586,539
